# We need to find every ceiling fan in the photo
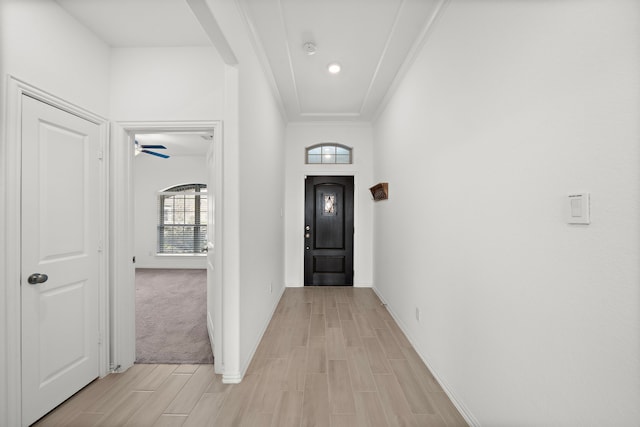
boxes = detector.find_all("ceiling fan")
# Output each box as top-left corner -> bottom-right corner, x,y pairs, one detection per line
134,140 -> 170,159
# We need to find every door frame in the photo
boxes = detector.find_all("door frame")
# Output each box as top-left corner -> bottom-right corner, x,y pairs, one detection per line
2,76 -> 110,427
110,120 -> 224,375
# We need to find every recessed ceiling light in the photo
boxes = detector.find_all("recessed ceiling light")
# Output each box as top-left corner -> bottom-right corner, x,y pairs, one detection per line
328,62 -> 341,74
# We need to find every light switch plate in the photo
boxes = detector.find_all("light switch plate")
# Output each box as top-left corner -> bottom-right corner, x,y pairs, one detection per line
568,193 -> 590,224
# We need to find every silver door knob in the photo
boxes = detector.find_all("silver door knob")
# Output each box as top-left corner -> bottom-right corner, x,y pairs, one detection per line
27,273 -> 48,285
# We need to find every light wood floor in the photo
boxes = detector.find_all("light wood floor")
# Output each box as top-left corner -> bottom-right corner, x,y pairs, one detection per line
34,287 -> 468,427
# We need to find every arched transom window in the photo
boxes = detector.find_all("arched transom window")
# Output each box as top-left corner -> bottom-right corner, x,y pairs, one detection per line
306,143 -> 352,164
157,183 -> 207,254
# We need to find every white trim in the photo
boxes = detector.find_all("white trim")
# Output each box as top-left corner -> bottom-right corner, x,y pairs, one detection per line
274,0 -> 300,115
110,120 -> 224,376
207,310 -> 215,369
299,112 -> 361,118
109,124 -> 136,372
353,283 -> 373,288
287,121 -> 373,128
238,285 -> 286,378
358,0 -> 407,115
220,65 -> 241,381
371,286 -> 481,427
222,372 -> 243,384
233,0 -> 288,121
286,282 -> 372,288
372,0 -> 451,123
2,76 -> 110,427
211,117 -> 226,375
117,121 -> 222,133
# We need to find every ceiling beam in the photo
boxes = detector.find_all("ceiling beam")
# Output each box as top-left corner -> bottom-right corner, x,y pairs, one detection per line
186,0 -> 239,65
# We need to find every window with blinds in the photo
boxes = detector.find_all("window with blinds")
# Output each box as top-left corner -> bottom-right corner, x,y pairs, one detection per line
157,184 -> 207,254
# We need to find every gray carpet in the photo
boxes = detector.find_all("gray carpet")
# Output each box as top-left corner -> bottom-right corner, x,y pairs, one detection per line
135,268 -> 214,364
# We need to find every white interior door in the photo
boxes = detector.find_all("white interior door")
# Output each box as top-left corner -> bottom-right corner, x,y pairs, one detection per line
21,95 -> 101,426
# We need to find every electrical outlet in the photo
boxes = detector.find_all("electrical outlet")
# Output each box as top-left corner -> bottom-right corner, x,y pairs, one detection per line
415,307 -> 420,322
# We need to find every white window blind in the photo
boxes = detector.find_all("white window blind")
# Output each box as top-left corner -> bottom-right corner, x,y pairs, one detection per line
157,184 -> 207,254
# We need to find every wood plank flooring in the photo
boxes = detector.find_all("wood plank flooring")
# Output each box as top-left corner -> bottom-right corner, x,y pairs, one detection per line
33,287 -> 468,427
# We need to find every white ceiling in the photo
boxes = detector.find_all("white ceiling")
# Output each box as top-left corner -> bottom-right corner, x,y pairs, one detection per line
55,0 -> 210,47
237,0 -> 443,121
55,0 -> 444,122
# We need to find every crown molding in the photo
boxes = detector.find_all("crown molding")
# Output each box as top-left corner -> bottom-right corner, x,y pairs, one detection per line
287,120 -> 373,128
233,0 -> 289,122
358,0 -> 407,118
372,0 -> 451,124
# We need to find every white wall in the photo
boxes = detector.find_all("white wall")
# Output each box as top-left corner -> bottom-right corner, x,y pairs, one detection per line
284,123 -> 374,287
134,154 -> 208,269
204,0 -> 286,380
372,0 -> 640,425
237,65 -> 286,371
1,0 -> 111,115
108,45 -> 225,372
0,1 -> 111,424
109,46 -> 224,121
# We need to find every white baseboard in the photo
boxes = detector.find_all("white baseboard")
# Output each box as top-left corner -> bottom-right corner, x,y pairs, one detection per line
354,282 -> 372,288
371,286 -> 480,427
222,372 -> 242,384
239,284 -> 287,378
206,311 -> 220,374
285,283 -> 373,288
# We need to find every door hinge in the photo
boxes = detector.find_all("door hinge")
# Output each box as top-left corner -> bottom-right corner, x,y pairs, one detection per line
97,240 -> 103,252
97,150 -> 104,160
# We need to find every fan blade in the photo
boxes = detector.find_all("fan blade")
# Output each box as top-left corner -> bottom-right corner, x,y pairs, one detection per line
140,144 -> 167,149
141,149 -> 170,159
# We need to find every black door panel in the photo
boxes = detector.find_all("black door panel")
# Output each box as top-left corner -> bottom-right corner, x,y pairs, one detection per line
304,176 -> 354,286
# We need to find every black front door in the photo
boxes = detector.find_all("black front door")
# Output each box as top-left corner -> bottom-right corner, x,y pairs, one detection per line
304,176 -> 354,286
